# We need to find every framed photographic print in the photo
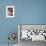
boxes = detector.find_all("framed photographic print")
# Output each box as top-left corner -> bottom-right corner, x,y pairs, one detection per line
6,6 -> 15,18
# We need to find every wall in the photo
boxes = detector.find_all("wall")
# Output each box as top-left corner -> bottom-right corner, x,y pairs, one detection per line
0,0 -> 46,44
0,0 -> 18,44
16,0 -> 46,24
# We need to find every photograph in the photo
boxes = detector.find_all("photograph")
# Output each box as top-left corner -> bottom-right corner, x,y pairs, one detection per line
6,6 -> 15,18
18,24 -> 46,46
